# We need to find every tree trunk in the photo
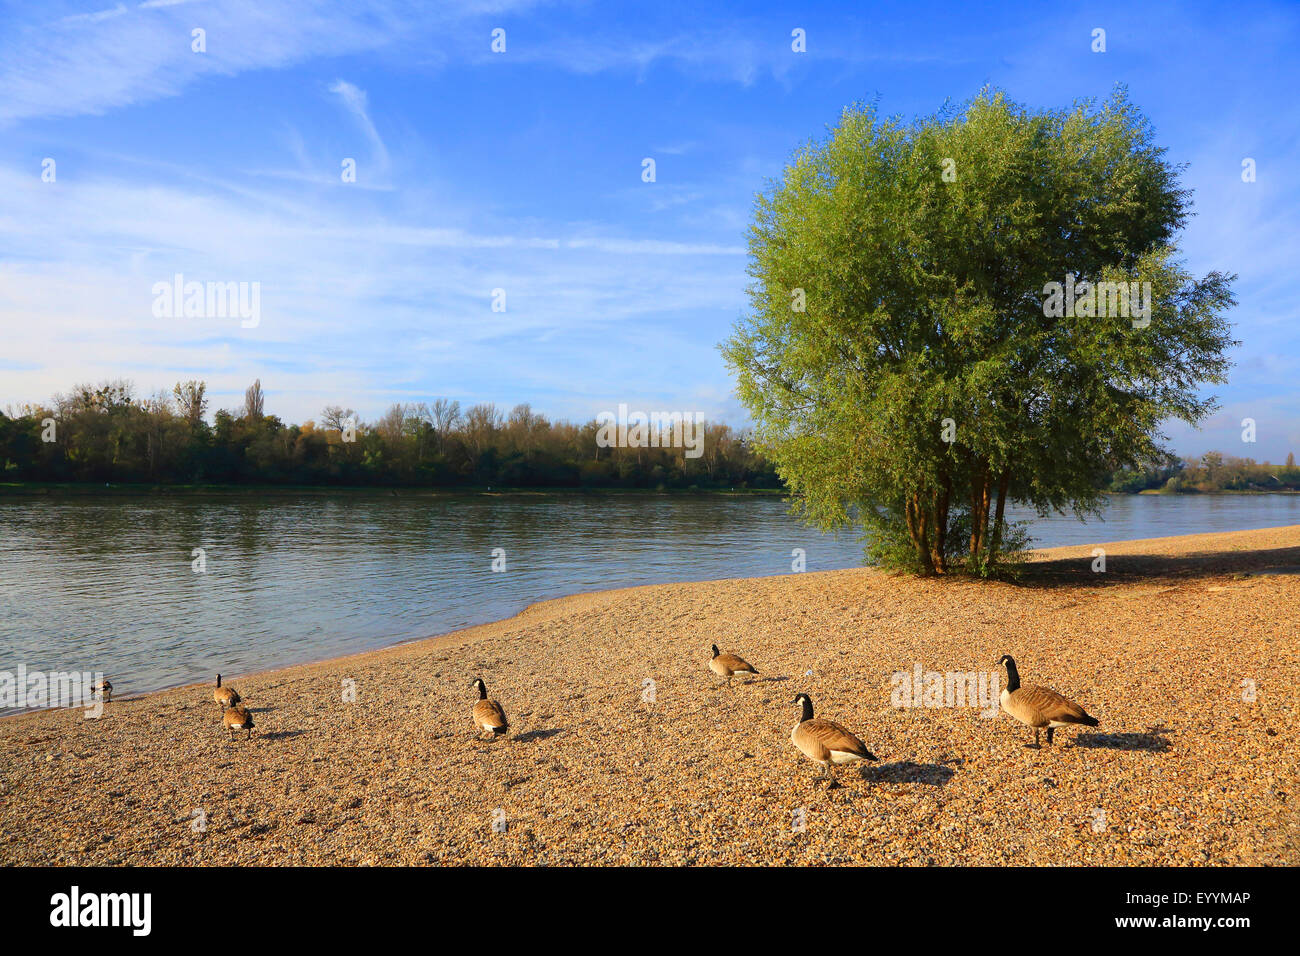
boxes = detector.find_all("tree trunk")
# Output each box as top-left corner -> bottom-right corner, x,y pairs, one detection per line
968,459 -> 991,566
988,468 -> 1011,565
906,494 -> 936,575
930,471 -> 951,573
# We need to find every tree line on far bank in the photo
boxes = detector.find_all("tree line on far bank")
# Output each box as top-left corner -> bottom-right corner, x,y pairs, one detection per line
0,378 -> 1288,496
1107,450 -> 1300,494
0,379 -> 777,490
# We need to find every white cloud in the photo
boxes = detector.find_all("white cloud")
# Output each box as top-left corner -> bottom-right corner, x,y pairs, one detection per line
0,161 -> 746,424
329,80 -> 390,178
60,4 -> 128,24
0,1 -> 542,124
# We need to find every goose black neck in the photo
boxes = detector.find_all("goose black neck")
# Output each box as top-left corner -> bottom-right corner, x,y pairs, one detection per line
711,645 -> 719,658
799,697 -> 813,722
216,674 -> 222,687
477,682 -> 487,700
1003,659 -> 1020,692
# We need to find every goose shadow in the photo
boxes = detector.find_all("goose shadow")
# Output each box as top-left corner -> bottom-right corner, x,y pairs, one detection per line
756,675 -> 789,684
1016,543 -> 1300,590
862,759 -> 958,787
513,728 -> 564,743
257,729 -> 306,742
1073,728 -> 1171,752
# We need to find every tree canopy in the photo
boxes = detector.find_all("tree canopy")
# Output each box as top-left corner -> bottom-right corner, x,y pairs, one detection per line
0,382 -> 774,491
722,88 -> 1237,574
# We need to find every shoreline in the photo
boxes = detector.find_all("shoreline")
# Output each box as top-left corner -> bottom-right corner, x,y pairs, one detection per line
2,524 -> 1297,865
3,481 -> 1297,498
0,483 -> 784,497
6,522 -> 1300,718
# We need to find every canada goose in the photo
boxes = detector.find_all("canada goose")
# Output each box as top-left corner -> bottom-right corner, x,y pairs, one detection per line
996,655 -> 1099,747
222,705 -> 254,740
790,693 -> 877,788
91,679 -> 112,703
471,678 -> 508,738
709,644 -> 758,684
214,673 -> 240,709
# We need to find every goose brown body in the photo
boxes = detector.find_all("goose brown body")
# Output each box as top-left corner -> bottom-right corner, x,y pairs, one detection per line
1001,685 -> 1096,728
790,694 -> 876,786
222,705 -> 254,740
997,655 -> 1098,747
709,645 -> 758,681
471,679 -> 508,737
214,673 -> 240,709
792,718 -> 875,764
473,699 -> 509,734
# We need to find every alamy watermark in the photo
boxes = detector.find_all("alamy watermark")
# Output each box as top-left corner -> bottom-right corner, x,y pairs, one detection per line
890,663 -> 1000,717
49,886 -> 150,936
0,666 -> 105,718
595,403 -> 704,459
152,273 -> 260,328
1042,275 -> 1151,329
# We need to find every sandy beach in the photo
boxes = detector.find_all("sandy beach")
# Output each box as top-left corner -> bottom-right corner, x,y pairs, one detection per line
2,525 -> 1297,866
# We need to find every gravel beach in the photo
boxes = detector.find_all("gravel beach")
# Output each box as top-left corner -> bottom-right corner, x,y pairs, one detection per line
2,525 -> 1297,866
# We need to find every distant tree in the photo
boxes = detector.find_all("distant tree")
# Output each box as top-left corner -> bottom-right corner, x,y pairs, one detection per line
1288,452 -> 1296,468
243,379 -> 265,421
723,88 -> 1237,575
506,403 -> 547,455
320,405 -> 355,433
2,378 -> 779,490
376,403 -> 411,443
173,380 -> 208,426
463,403 -> 502,459
429,398 -> 461,455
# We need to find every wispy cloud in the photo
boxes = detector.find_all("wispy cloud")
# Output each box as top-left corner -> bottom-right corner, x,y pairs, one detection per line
0,160 -> 746,423
2,0 -> 1298,454
1,1 -> 541,124
328,80 -> 391,179
59,4 -> 128,25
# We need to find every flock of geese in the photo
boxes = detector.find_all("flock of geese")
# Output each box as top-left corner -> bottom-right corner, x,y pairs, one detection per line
94,672 -> 254,737
472,648 -> 1100,789
91,651 -> 1098,787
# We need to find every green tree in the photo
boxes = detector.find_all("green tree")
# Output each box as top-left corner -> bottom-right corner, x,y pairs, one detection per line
173,380 -> 208,426
722,88 -> 1236,575
243,379 -> 265,421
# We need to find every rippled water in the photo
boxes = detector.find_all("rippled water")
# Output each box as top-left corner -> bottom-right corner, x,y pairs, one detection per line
2,491 -> 1299,706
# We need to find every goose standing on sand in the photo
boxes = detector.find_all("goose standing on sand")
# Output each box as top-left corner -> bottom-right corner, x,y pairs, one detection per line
214,674 -> 240,709
222,705 -> 254,740
790,693 -> 877,788
709,645 -> 758,685
471,678 -> 509,739
996,655 -> 1099,748
91,679 -> 112,703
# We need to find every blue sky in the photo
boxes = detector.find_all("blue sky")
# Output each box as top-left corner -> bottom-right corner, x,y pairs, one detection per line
1,0 -> 1297,461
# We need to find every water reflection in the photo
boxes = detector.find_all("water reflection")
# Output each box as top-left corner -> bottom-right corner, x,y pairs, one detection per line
2,491 -> 1299,704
